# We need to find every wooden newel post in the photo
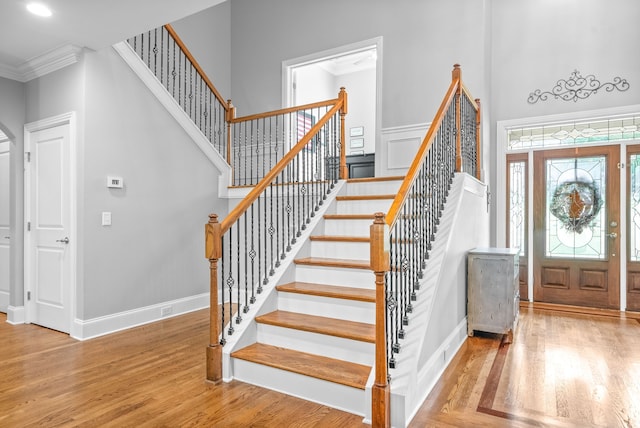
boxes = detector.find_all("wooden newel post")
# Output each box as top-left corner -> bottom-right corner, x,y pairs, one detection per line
475,98 -> 482,181
452,64 -> 462,173
205,214 -> 223,383
370,212 -> 390,427
226,99 -> 236,183
339,87 -> 349,180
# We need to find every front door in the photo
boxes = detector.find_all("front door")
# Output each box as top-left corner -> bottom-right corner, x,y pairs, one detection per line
533,145 -> 620,309
25,123 -> 72,333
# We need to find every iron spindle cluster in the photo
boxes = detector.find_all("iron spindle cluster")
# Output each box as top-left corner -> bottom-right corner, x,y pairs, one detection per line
127,27 -> 228,160
385,100 -> 457,369
380,69 -> 480,379
218,110 -> 342,345
230,106 -> 334,186
460,92 -> 479,177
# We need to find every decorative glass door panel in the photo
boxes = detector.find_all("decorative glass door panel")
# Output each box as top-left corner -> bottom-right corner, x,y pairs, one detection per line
627,145 -> 640,311
545,156 -> 606,260
506,153 -> 528,299
533,146 -> 620,309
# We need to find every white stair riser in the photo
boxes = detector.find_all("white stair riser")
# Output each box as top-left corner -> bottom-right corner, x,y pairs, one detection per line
344,181 -> 402,196
323,219 -> 372,236
232,359 -> 367,416
256,324 -> 374,366
336,199 -> 392,214
295,265 -> 374,289
310,240 -> 369,260
277,292 -> 374,323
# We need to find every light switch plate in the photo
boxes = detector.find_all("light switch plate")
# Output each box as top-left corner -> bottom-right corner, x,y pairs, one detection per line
102,212 -> 112,226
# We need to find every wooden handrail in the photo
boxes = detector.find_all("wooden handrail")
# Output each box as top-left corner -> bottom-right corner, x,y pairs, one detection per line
230,98 -> 340,123
164,24 -> 228,110
220,95 -> 345,234
384,74 -> 460,228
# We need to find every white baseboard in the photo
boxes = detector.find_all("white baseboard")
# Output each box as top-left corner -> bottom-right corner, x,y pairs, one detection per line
408,317 -> 468,425
7,305 -> 25,324
71,293 -> 209,340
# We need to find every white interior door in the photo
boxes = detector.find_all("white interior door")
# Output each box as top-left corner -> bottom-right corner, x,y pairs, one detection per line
25,123 -> 72,333
0,140 -> 10,312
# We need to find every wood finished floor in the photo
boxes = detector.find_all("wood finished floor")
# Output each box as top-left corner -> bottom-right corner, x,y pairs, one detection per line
1,305 -> 639,427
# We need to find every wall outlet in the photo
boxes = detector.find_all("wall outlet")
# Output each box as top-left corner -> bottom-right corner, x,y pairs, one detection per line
161,306 -> 173,317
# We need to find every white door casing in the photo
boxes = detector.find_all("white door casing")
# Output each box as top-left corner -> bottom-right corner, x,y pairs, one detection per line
0,139 -> 10,312
24,113 -> 76,333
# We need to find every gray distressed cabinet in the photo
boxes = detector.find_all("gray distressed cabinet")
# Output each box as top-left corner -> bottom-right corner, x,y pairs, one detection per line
467,248 -> 520,343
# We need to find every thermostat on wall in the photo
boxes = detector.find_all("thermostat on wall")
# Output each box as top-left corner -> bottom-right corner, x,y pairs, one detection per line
107,176 -> 124,188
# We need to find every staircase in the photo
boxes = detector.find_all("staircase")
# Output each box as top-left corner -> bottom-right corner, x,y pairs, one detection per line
229,176 -> 403,416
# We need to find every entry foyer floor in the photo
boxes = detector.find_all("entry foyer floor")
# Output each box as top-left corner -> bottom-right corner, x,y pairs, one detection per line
1,304 -> 638,427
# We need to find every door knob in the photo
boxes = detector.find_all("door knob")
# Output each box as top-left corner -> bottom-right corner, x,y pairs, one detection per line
607,232 -> 617,239
3,236 -> 9,240
56,237 -> 70,244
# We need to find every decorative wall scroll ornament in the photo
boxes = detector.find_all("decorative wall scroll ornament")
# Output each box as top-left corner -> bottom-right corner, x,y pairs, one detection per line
528,70 -> 630,104
549,164 -> 602,233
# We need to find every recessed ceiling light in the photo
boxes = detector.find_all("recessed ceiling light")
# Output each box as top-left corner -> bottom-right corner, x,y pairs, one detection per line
26,2 -> 52,17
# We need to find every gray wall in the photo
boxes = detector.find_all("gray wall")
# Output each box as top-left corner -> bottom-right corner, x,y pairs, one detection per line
229,0 -> 488,126
171,1 -> 231,102
80,47 -> 223,319
488,0 -> 640,244
14,46 -> 223,321
0,77 -> 25,308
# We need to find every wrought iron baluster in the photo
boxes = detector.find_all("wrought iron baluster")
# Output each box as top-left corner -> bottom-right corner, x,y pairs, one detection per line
249,204 -> 256,304
220,235 -> 226,345
236,220 -> 242,324
226,228 -> 234,336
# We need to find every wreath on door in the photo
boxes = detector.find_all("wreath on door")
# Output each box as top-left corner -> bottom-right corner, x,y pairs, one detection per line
549,179 -> 602,234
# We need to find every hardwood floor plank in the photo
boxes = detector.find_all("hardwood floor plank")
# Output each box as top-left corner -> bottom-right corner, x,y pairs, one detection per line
2,304 -> 639,427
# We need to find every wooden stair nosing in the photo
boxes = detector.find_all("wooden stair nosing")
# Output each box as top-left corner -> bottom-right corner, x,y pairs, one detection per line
347,175 -> 405,183
294,257 -> 370,270
231,343 -> 370,390
255,310 -> 375,343
323,214 -> 376,220
336,194 -> 396,201
310,235 -> 370,243
276,281 -> 375,302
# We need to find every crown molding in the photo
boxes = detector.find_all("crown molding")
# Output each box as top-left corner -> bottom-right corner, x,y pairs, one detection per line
0,44 -> 83,83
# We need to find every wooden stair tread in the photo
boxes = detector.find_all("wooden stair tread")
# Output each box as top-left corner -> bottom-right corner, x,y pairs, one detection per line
336,194 -> 396,201
256,310 -> 375,343
276,281 -> 375,302
294,257 -> 370,270
310,235 -> 369,243
323,214 -> 376,220
347,175 -> 405,183
231,343 -> 370,389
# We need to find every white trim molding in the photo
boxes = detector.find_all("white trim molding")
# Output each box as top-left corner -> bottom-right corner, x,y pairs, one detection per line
0,44 -> 83,83
7,305 -> 25,324
380,123 -> 430,174
71,293 -> 210,340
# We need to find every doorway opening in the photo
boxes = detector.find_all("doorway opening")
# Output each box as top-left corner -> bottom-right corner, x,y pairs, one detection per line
0,126 -> 10,313
282,37 -> 382,176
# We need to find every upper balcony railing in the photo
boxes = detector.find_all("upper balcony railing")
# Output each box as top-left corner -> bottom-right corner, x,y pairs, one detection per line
128,25 -> 347,186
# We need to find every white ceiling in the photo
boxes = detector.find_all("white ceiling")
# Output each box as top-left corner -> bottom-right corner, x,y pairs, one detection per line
0,0 -> 225,81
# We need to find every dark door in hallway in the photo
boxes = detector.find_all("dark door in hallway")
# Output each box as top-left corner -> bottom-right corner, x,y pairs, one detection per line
533,145 -> 620,309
